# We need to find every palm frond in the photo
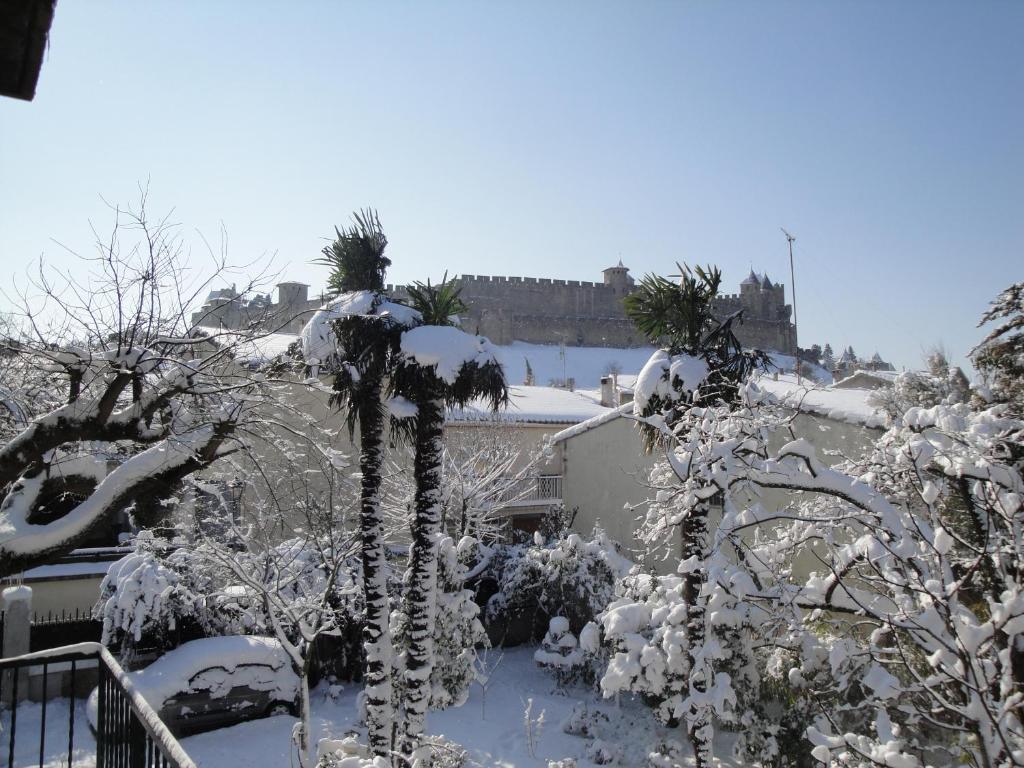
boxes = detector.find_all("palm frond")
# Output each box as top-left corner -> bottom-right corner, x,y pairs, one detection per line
623,262 -> 722,351
404,273 -> 467,326
315,209 -> 390,295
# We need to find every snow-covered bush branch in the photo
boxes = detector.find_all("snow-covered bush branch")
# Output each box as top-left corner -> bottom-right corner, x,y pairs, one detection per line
617,375 -> 1024,767
0,195 -> 292,576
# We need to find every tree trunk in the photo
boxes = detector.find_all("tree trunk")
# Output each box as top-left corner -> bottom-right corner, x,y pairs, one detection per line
357,384 -> 396,759
297,668 -> 313,768
682,503 -> 712,768
401,395 -> 445,761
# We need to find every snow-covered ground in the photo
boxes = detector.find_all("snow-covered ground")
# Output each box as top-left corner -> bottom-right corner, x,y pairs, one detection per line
2,648 -> 741,767
186,647 -> 741,767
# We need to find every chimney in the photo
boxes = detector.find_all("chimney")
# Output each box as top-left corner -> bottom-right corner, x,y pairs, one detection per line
600,375 -> 613,407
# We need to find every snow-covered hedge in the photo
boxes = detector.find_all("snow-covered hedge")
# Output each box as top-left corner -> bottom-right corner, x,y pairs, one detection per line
483,529 -> 633,643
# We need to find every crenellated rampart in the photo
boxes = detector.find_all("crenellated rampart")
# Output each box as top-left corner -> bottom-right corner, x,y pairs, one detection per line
201,267 -> 795,354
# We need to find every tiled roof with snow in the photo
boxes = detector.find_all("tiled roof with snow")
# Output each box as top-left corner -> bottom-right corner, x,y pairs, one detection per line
448,385 -> 612,425
757,374 -> 887,428
193,327 -> 297,364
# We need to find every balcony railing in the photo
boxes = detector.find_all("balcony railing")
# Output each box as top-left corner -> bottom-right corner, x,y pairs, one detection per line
499,475 -> 563,507
0,642 -> 197,768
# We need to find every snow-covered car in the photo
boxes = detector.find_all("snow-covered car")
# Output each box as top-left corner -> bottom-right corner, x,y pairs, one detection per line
88,636 -> 300,737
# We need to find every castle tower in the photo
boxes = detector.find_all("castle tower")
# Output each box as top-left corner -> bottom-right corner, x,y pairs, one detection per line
276,281 -> 309,310
740,269 -> 760,297
760,273 -> 776,313
602,261 -> 634,297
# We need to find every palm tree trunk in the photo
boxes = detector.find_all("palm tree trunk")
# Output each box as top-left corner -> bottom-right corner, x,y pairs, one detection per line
401,394 -> 445,759
682,503 -> 712,768
358,387 -> 395,758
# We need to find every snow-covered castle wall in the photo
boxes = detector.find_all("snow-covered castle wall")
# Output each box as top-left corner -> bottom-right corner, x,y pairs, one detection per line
390,265 -> 796,353
195,266 -> 796,354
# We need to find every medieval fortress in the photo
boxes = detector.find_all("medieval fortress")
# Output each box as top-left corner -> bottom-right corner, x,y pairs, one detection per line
191,264 -> 796,354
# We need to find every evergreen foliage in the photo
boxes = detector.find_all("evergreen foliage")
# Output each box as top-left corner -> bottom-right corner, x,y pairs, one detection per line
316,209 -> 391,296
623,263 -> 722,352
973,281 -> 1024,413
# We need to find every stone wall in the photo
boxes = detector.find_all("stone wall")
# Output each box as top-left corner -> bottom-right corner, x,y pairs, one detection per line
436,272 -> 795,352
191,283 -> 324,335
196,267 -> 796,354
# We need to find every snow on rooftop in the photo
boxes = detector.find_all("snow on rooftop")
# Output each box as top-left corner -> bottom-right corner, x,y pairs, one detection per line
835,369 -> 899,385
448,385 -> 611,425
757,373 -> 887,428
549,402 -> 634,443
22,560 -> 113,580
193,327 -> 296,365
492,342 -> 658,389
551,372 -> 887,443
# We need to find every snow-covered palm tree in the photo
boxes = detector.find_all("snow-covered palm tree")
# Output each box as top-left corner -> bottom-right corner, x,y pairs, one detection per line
311,210 -> 413,758
391,277 -> 508,759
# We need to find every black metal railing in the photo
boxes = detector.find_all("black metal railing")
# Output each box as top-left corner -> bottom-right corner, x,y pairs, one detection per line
0,642 -> 197,768
31,609 -> 102,654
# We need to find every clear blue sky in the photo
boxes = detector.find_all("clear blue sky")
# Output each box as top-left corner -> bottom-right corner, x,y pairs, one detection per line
1,1 -> 1020,372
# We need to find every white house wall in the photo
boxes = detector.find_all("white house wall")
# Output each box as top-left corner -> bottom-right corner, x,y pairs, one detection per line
559,408 -> 882,574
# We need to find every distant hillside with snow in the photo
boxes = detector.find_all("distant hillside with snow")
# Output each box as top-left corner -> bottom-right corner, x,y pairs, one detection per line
495,342 -> 833,389
219,328 -> 832,390
492,342 -> 657,389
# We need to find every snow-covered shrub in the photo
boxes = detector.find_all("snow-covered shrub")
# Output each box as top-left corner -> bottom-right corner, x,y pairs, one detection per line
869,352 -> 971,420
598,572 -> 692,725
427,536 -> 489,709
561,702 -> 609,738
316,747 -> 390,768
599,559 -> 769,731
485,529 -> 632,643
534,616 -> 582,685
646,739 -> 686,768
534,616 -> 602,687
97,535 -> 366,675
392,536 -> 488,712
731,632 -> 872,768
586,738 -> 621,765
419,736 -> 470,768
536,502 -> 576,543
95,543 -> 215,659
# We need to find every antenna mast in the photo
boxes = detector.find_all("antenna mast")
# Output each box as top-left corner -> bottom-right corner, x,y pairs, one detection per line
781,227 -> 799,381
